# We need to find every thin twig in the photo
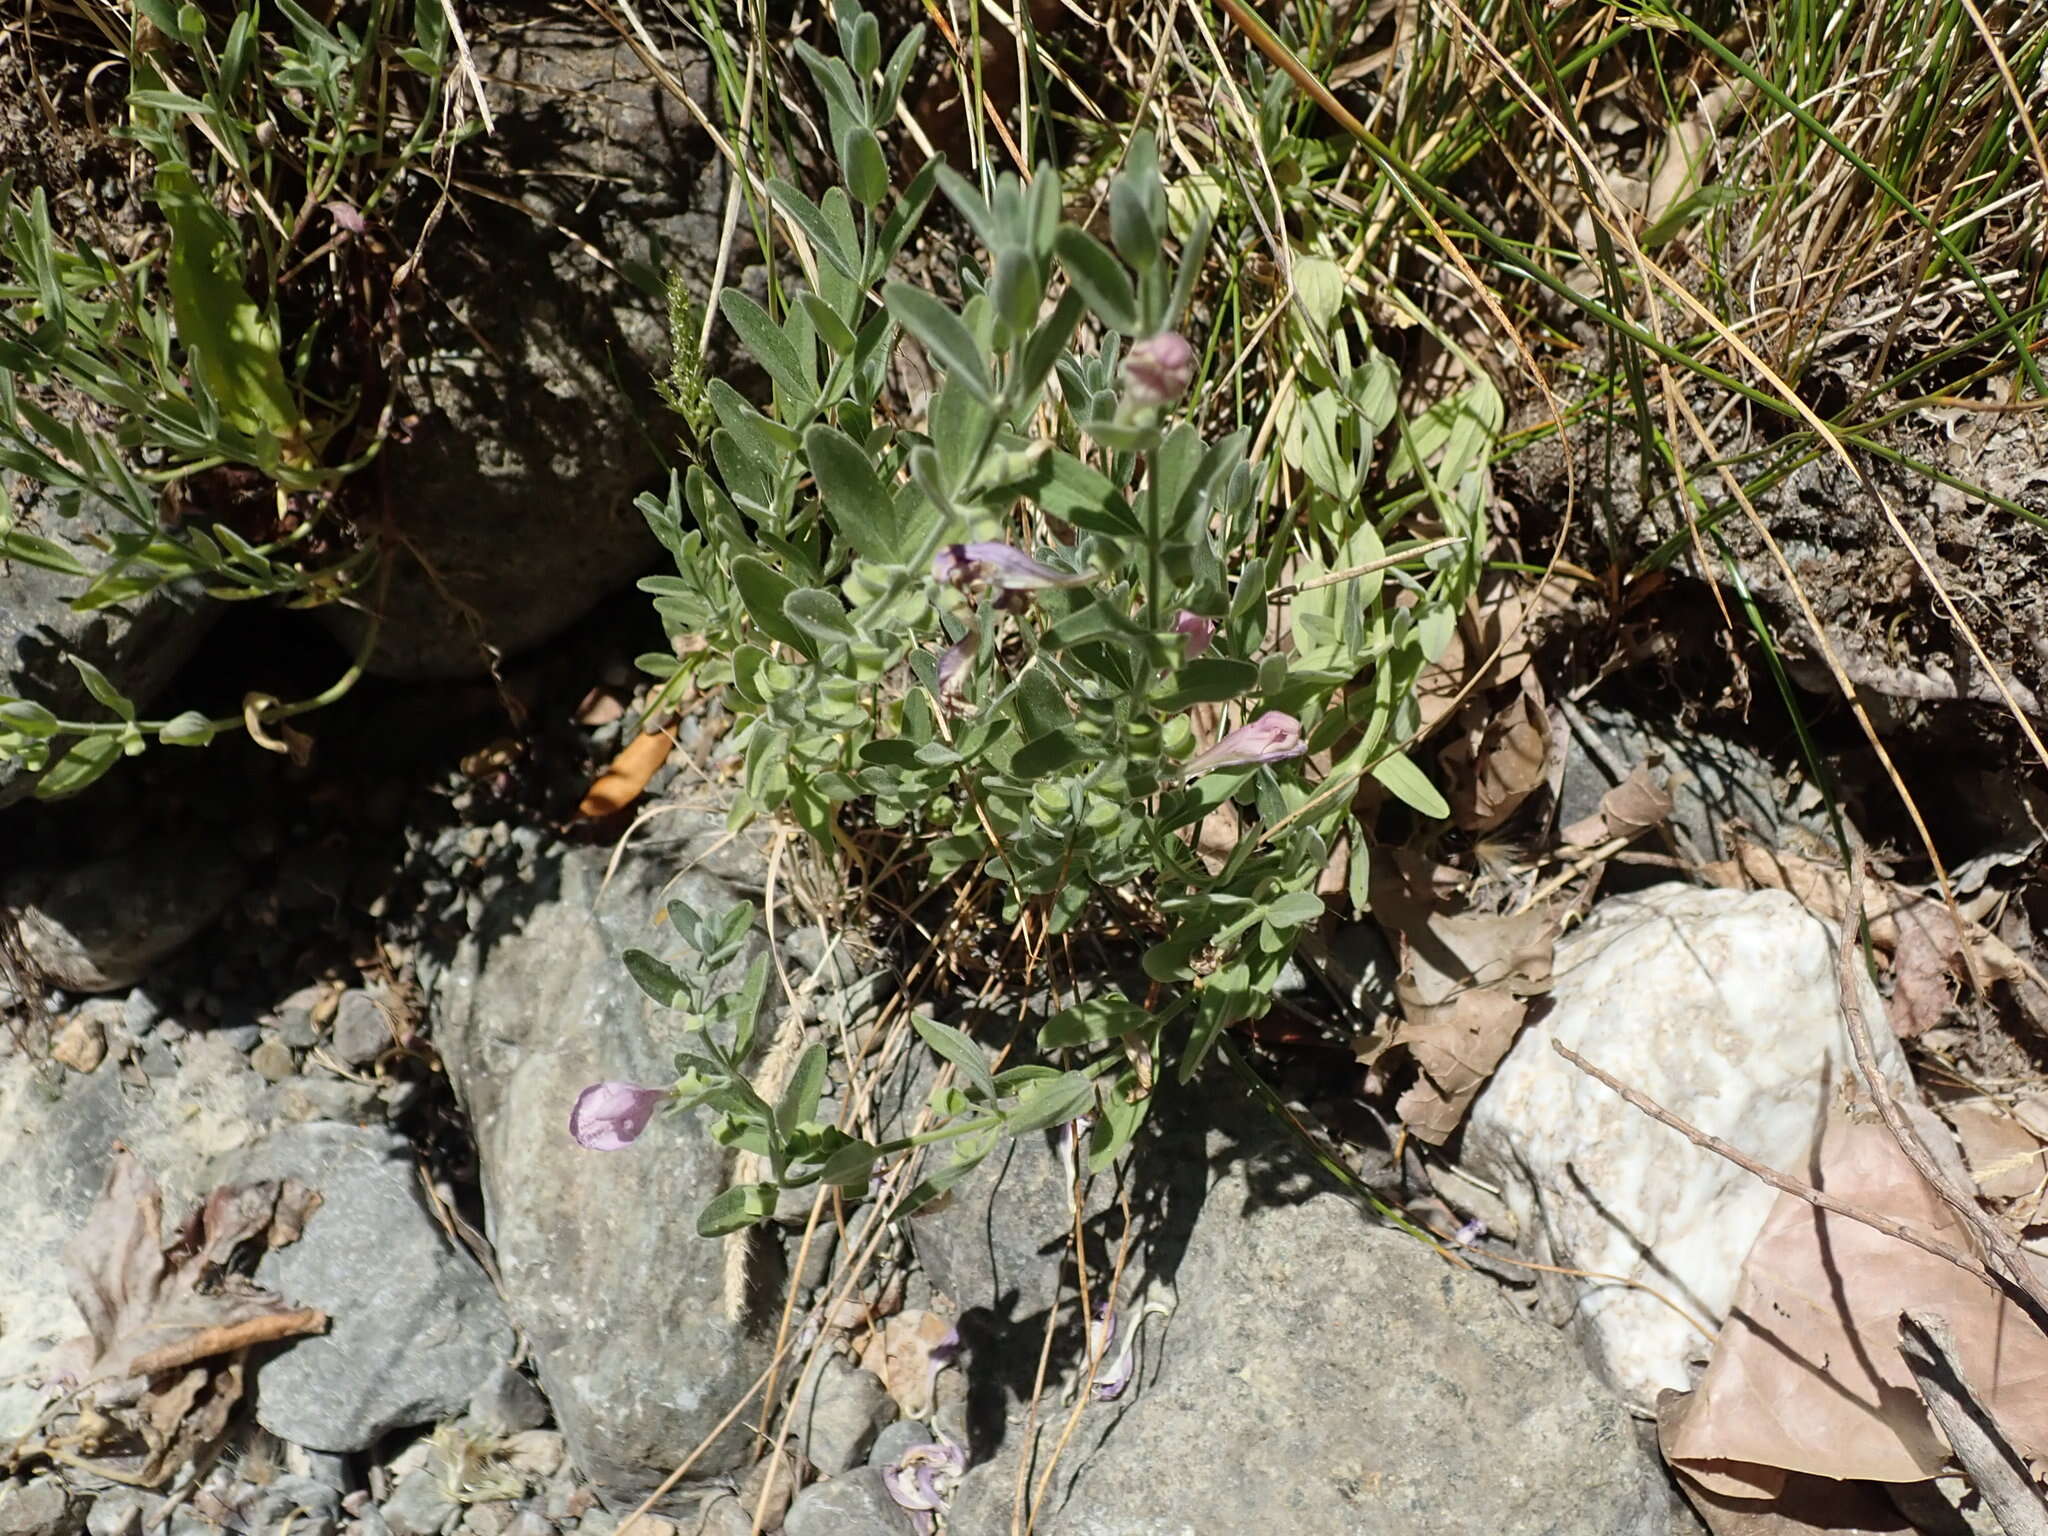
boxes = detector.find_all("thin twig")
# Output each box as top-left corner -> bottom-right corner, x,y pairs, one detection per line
1551,1039 -> 1997,1287
1899,1308 -> 2048,1536
1837,849 -> 2048,1318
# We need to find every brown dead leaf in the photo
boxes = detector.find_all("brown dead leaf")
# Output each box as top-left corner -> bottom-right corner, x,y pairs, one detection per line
1705,841 -> 2028,1037
1439,690 -> 1551,833
1412,580 -> 1570,740
856,1308 -> 958,1419
1657,1393 -> 1911,1536
32,1150 -> 326,1486
572,687 -> 626,728
1562,764 -> 1675,848
1945,1104 -> 2048,1203
576,725 -> 675,819
1661,1115 -> 2048,1488
1375,858 -> 1557,1144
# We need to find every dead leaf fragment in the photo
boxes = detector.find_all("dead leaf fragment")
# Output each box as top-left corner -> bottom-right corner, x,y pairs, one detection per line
1662,1115 -> 2048,1487
576,725 -> 675,819
1375,858 -> 1557,1144
1562,764 -> 1675,848
1945,1104 -> 2047,1204
1440,690 -> 1551,832
28,1150 -> 327,1486
856,1308 -> 958,1419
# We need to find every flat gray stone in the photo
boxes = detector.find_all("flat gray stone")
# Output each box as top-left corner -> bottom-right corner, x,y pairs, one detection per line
792,1355 -> 895,1476
430,818 -> 778,1505
949,1132 -> 1689,1536
0,1478 -> 85,1536
10,838 -> 243,992
330,990 -> 391,1068
225,1122 -> 514,1452
780,1470 -> 914,1536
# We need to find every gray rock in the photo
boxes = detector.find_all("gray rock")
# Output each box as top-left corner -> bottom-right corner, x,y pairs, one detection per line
949,1131 -> 1687,1536
331,990 -> 391,1068
0,1479 -> 85,1536
241,1477 -> 342,1536
82,1491 -> 152,1536
0,477 -> 216,808
468,1364 -> 551,1435
318,11 -> 724,680
1557,698 -> 1833,865
0,1039 -> 273,1440
792,1356 -> 895,1476
866,1421 -> 934,1473
780,1470 -> 913,1536
214,1022 -> 264,1053
222,1122 -> 513,1452
120,988 -> 163,1037
430,816 -> 776,1505
264,1075 -> 384,1125
382,1472 -> 459,1536
10,839 -> 243,992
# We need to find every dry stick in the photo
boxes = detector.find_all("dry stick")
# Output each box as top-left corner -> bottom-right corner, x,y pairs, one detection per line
1899,1309 -> 2048,1536
1551,1040 -> 1998,1287
1836,849 -> 2048,1320
129,1311 -> 330,1378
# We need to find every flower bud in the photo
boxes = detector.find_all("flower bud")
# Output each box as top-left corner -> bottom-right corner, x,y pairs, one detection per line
1121,332 -> 1196,408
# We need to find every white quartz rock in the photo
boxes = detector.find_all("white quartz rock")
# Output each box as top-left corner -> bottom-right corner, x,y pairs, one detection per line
1463,882 -> 1909,1409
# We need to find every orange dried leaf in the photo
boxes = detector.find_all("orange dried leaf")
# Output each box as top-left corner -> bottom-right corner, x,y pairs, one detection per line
577,727 -> 675,819
856,1308 -> 957,1419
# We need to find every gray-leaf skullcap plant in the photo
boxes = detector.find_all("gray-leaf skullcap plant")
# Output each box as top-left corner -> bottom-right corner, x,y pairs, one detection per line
933,541 -> 1094,592
568,1081 -> 667,1150
1178,710 -> 1306,779
1121,331 -> 1197,408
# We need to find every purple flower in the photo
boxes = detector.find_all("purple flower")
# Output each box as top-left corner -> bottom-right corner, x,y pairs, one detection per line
1178,710 -> 1306,779
1121,332 -> 1197,408
1172,610 -> 1216,659
568,1081 -> 667,1150
882,1439 -> 966,1533
932,541 -> 1092,593
936,629 -> 978,697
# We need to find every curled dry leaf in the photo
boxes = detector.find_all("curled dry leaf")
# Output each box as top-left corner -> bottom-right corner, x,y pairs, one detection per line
1660,1115 -> 2048,1493
856,1308 -> 958,1420
1561,764 -> 1675,848
1374,857 -> 1557,1144
28,1150 -> 326,1486
576,725 -> 675,819
1702,840 -> 2028,1037
1412,579 -> 1571,740
1439,688 -> 1551,833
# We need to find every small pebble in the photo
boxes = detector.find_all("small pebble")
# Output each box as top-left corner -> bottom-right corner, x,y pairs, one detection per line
250,1038 -> 297,1083
121,988 -> 162,1036
51,1012 -> 107,1074
331,991 -> 391,1069
867,1420 -> 934,1471
214,1023 -> 264,1053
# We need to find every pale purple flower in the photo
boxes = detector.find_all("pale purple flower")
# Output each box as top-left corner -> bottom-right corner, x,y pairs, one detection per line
932,541 -> 1092,593
325,200 -> 366,235
1121,332 -> 1197,408
882,1439 -> 966,1534
936,629 -> 978,697
1178,710 -> 1306,779
1086,1305 -> 1128,1401
1172,610 -> 1216,659
568,1081 -> 667,1150
1452,1216 -> 1488,1248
